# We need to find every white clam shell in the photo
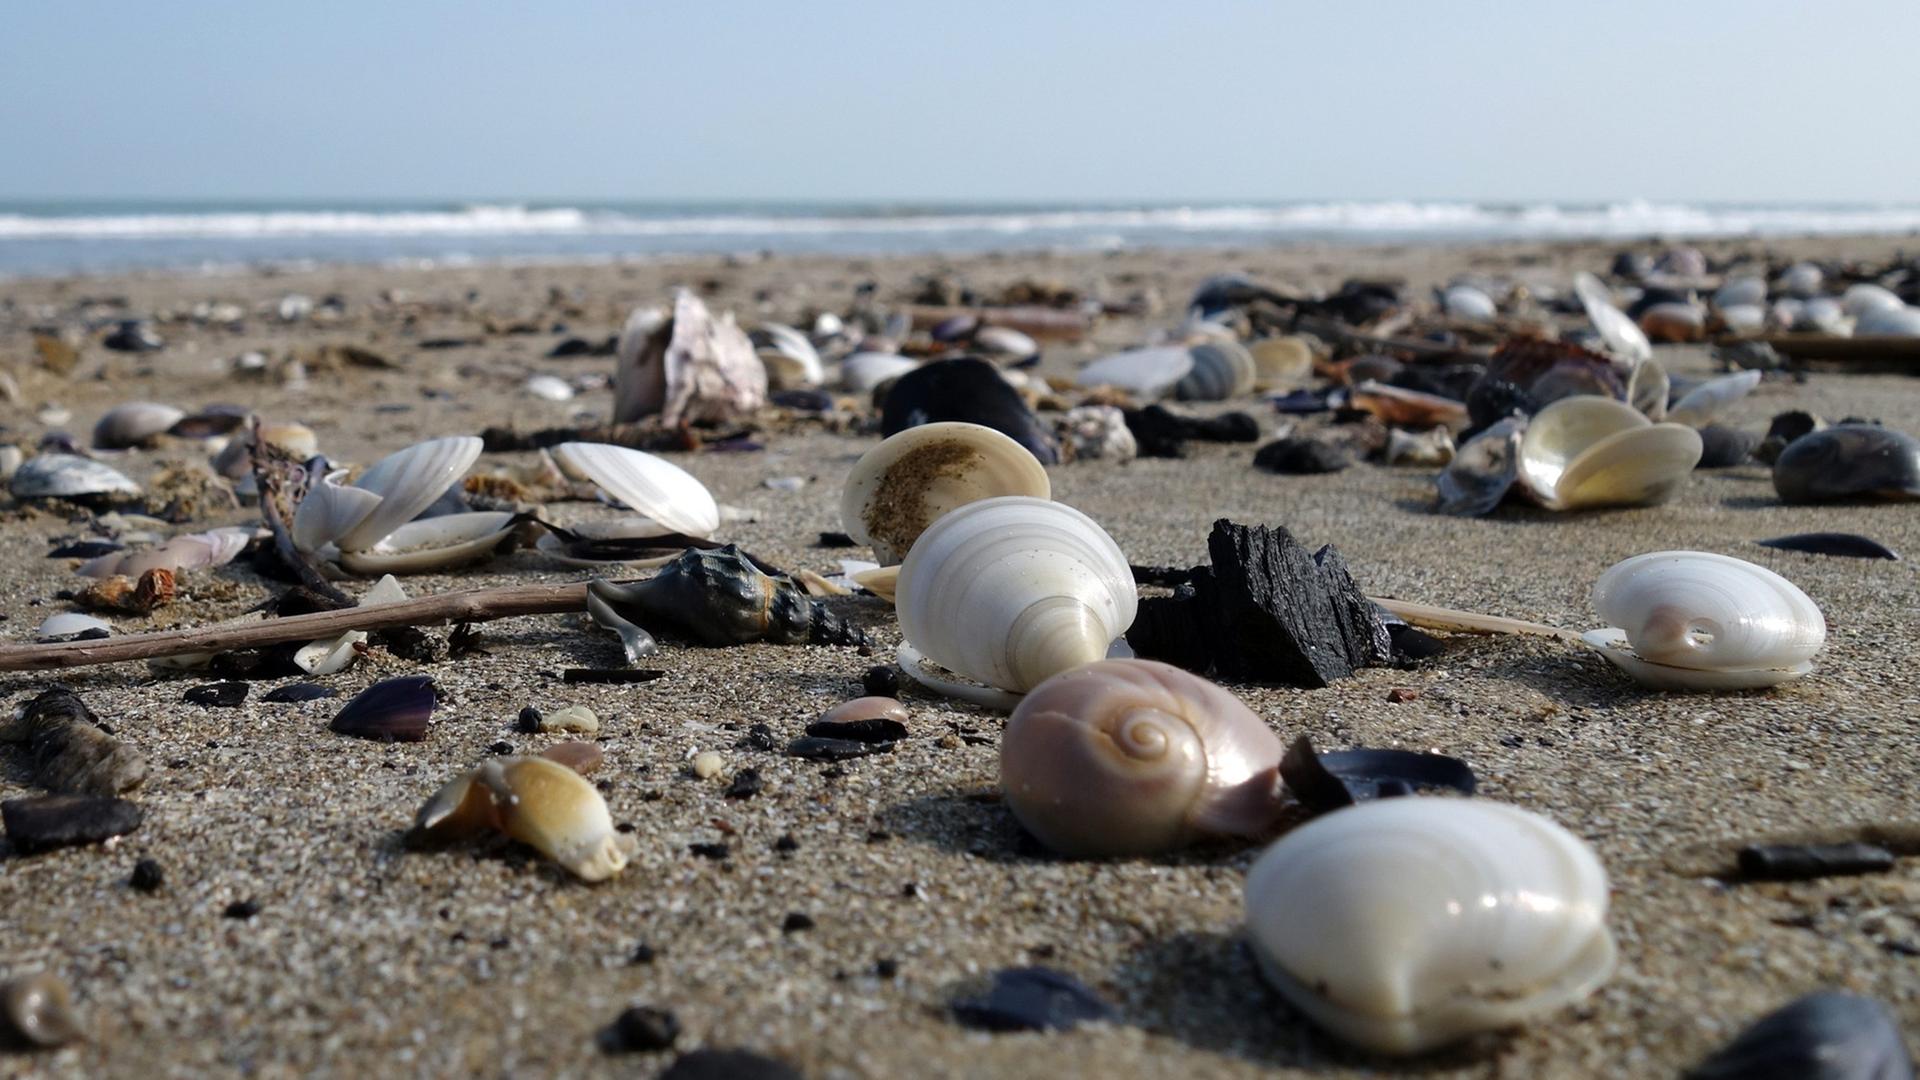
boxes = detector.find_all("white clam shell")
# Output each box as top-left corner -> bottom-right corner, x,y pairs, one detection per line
1716,303 -> 1766,334
613,305 -> 670,421
1712,277 -> 1767,310
36,612 -> 112,641
1841,283 -> 1905,318
524,374 -> 575,402
1857,305 -> 1920,337
1074,347 -> 1193,400
1626,357 -> 1669,421
1517,396 -> 1701,511
1581,550 -> 1824,690
291,469 -> 383,555
80,526 -> 254,578
11,455 -> 141,499
1244,798 -> 1616,1055
295,576 -> 406,674
532,518 -> 687,570
92,402 -> 185,449
840,422 -> 1051,565
757,322 -> 824,388
1442,284 -> 1497,322
333,437 -> 483,553
550,442 -> 719,539
1572,272 -> 1652,366
896,496 -> 1136,693
1777,261 -> 1823,299
1665,369 -> 1762,429
336,511 -> 516,575
973,325 -> 1037,360
839,351 -> 919,394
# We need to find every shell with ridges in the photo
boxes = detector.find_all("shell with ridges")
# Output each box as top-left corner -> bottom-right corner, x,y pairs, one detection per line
333,436 -> 483,552
336,511 -> 516,576
291,469 -> 382,554
1518,396 -> 1701,511
550,441 -> 719,539
1174,341 -> 1257,401
840,422 -> 1051,565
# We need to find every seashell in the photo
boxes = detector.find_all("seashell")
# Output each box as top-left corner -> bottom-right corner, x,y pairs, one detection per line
1383,427 -> 1453,467
1638,301 -> 1707,343
524,374 -> 574,402
12,686 -> 148,796
1687,991 -> 1913,1080
1627,357 -> 1670,420
586,587 -> 659,663
839,351 -> 919,394
1581,551 -> 1825,690
879,358 -> 1059,465
92,402 -> 186,450
0,445 -> 20,482
539,740 -> 604,776
1696,425 -> 1759,469
291,469 -> 382,554
550,441 -> 719,539
1840,283 -> 1906,318
611,305 -> 669,420
1001,659 -> 1285,856
1248,336 -> 1314,391
840,422 -> 1051,564
1773,424 -> 1920,504
1058,404 -> 1137,463
1666,369 -> 1762,429
335,510 -> 516,575
613,292 -> 766,425
1346,381 -> 1468,430
1517,396 -> 1702,511
1,972 -> 84,1048
1244,797 -> 1615,1055
753,323 -> 824,389
1174,341 -> 1257,402
538,705 -> 599,735
1713,277 -> 1767,310
1435,417 -> 1523,516
35,613 -> 111,642
1440,284 -> 1496,322
974,325 -> 1039,363
11,454 -> 141,502
410,755 -> 629,881
587,545 -> 869,648
1856,304 -> 1920,337
326,436 -> 483,553
1074,347 -> 1192,401
849,563 -> 899,602
1572,272 -> 1652,366
1777,261 -> 1824,299
1717,303 -> 1766,333
896,497 -> 1136,693
295,575 -> 406,675
78,526 -> 253,579
329,675 -> 436,742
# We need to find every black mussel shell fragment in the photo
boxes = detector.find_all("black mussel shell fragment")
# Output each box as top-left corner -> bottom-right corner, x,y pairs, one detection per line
599,1004 -> 681,1054
1279,735 -> 1476,815
769,389 -> 834,412
561,668 -> 666,684
952,967 -> 1116,1033
261,682 -> 340,703
1774,425 -> 1920,504
328,675 -> 435,742
1756,533 -> 1900,560
47,539 -> 122,559
1687,992 -> 1913,1080
588,546 -> 869,649
184,682 -> 249,708
880,357 -> 1058,464
786,736 -> 892,761
1736,843 -> 1895,882
1436,418 -> 1522,516
1374,606 -> 1448,663
1253,437 -> 1350,475
2,794 -> 143,853
657,1049 -> 803,1080
1757,410 -> 1823,464
1696,425 -> 1759,469
18,686 -> 148,796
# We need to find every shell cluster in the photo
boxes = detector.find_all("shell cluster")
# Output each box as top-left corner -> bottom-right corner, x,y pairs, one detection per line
1582,551 -> 1826,690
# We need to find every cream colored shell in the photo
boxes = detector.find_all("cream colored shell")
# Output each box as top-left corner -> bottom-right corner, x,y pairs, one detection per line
1517,396 -> 1701,511
840,422 -> 1051,565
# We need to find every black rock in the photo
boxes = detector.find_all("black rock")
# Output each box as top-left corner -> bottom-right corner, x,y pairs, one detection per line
1252,437 -> 1351,475
102,320 -> 163,352
184,682 -> 249,708
3,794 -> 143,853
224,898 -> 261,919
1756,410 -> 1822,464
261,682 -> 339,703
516,706 -> 543,733
602,1005 -> 681,1053
562,668 -> 667,684
1687,991 -> 1912,1079
771,389 -> 836,412
1278,735 -> 1478,815
1755,533 -> 1900,560
1465,376 -> 1537,436
804,718 -> 908,744
816,531 -> 857,548
658,1049 -> 802,1080
130,857 -> 165,892
724,769 -> 764,800
881,358 -> 1059,464
861,665 -> 900,698
786,736 -> 893,762
1736,843 -> 1896,882
1126,521 -> 1390,687
1124,404 -> 1261,458
781,912 -> 815,934
687,842 -> 730,860
952,967 -> 1116,1033
1696,425 -> 1759,469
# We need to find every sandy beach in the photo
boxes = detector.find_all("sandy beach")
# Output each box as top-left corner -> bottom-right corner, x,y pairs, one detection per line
1,235 -> 1918,1078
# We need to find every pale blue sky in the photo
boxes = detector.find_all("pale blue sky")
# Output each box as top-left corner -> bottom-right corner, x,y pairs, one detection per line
3,1 -> 1916,203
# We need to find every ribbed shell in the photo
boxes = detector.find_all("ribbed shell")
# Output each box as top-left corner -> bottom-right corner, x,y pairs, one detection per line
1074,347 -> 1193,400
335,437 -> 482,552
1518,396 -> 1701,510
551,442 -> 719,539
1591,551 -> 1825,671
1174,342 -> 1256,401
840,422 -> 1051,565
291,470 -> 382,554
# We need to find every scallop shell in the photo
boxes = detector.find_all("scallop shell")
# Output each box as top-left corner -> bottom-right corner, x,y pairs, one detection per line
550,442 -> 719,539
1174,342 -> 1257,401
411,755 -> 629,882
1001,659 -> 1285,857
1074,347 -> 1194,400
840,422 -> 1051,565
896,497 -> 1136,693
1581,550 -> 1825,690
1666,369 -> 1762,429
754,322 -> 824,389
291,469 -> 383,554
1244,797 -> 1616,1055
332,436 -> 483,552
1517,396 -> 1702,511
1572,272 -> 1652,366
840,351 -> 920,394
92,402 -> 186,450
335,510 -> 516,575
11,454 -> 141,500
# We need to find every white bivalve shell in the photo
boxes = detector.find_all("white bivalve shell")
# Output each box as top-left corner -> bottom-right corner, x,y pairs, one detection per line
1001,659 -> 1285,857
1572,272 -> 1652,366
1841,283 -> 1906,318
755,323 -> 824,389
1665,369 -> 1761,429
896,496 -> 1136,694
336,511 -> 517,576
1074,347 -> 1193,401
840,422 -> 1050,565
92,402 -> 185,449
550,442 -> 718,538
333,436 -> 483,552
1244,798 -> 1616,1055
1580,551 -> 1825,690
1517,396 -> 1702,511
1857,305 -> 1920,337
840,352 -> 919,394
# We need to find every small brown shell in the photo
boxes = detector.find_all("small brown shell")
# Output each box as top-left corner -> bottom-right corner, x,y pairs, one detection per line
2,972 -> 83,1048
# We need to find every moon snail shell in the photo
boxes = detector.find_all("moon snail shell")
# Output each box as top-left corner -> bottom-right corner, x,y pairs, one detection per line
1244,797 -> 1617,1055
1000,659 -> 1286,857
1581,551 -> 1826,690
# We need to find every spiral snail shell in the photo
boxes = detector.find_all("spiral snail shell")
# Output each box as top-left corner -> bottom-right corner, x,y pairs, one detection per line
1000,659 -> 1286,857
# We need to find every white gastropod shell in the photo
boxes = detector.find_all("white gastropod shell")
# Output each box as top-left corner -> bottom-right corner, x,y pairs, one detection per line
1244,798 -> 1616,1055
896,496 -> 1136,694
1517,396 -> 1702,511
1581,551 -> 1825,690
1001,659 -> 1285,857
840,422 -> 1051,565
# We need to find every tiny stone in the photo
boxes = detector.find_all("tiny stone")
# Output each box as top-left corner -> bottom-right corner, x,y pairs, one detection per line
773,834 -> 799,853
724,769 -> 764,799
952,967 -> 1115,1033
2,794 -> 143,853
782,912 -> 815,934
488,740 -> 514,755
604,1005 -> 681,1053
130,857 -> 165,892
875,958 -> 900,978
224,899 -> 260,920
538,705 -> 598,735
691,751 -> 725,779
184,682 -> 249,708
861,665 -> 901,698
516,706 -> 542,733
786,736 -> 892,762
630,943 -> 657,965
1387,687 -> 1422,703
688,842 -> 730,860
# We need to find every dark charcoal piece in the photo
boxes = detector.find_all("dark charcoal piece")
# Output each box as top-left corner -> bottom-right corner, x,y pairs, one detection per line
724,769 -> 764,800
261,682 -> 339,703
1126,521 -> 1389,688
184,682 -> 249,708
658,1049 -> 802,1080
1696,425 -> 1759,469
588,546 -> 869,649
47,539 -> 123,559
805,718 -> 908,744
952,967 -> 1116,1033
130,857 -> 165,892
209,647 -> 304,681
1252,437 -> 1351,475
880,357 -> 1059,464
1279,735 -> 1476,815
1756,532 -> 1900,560
1687,991 -> 1913,1080
786,736 -> 892,762
861,665 -> 900,698
1123,405 -> 1261,459
1737,843 -> 1896,882
328,675 -> 436,742
16,685 -> 148,795
816,531 -> 857,548
601,1005 -> 681,1053
562,668 -> 667,685
3,794 -> 143,853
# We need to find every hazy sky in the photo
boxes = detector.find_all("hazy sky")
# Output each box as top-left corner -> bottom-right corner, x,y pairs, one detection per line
4,1 -> 1916,203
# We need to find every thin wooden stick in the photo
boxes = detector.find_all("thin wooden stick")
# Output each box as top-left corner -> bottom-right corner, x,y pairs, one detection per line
1371,597 -> 1581,642
0,582 -> 590,672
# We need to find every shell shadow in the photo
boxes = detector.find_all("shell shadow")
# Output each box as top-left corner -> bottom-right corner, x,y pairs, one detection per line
1721,494 -> 1784,510
876,790 -> 1280,867
1473,644 -> 1659,708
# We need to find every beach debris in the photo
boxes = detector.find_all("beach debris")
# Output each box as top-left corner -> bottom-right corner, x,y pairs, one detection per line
1572,271 -> 1652,365
102,320 -> 162,353
1121,405 -> 1259,458
1687,992 -> 1912,1080
261,682 -> 338,703
656,1049 -> 802,1080
536,705 -> 598,735
1252,436 -> 1350,474
1857,304 -> 1920,336
1695,425 -> 1758,469
7,686 -> 148,795
1436,417 -> 1524,516
290,436 -> 517,576
77,525 -> 256,579
35,613 -> 111,643
409,754 -> 630,882
690,751 -> 725,779
1757,410 -> 1824,464
561,668 -> 664,685
806,697 -> 908,744
1666,370 -> 1763,429
10,454 -> 141,505
1581,551 -> 1825,691
1382,427 -> 1454,467
1001,659 -> 1284,857
2,793 -> 143,853
1174,341 -> 1257,401
1638,301 -> 1707,343
1277,735 -> 1476,816
72,568 -> 175,615
1248,336 -> 1315,391
881,357 -> 1060,465
1127,520 -> 1388,688
0,973 -> 83,1049
613,291 -> 767,426
1075,346 -> 1192,400
1756,532 -> 1899,560
183,682 -> 247,708
862,665 -> 900,698
1057,404 -> 1137,463
586,589 -> 659,664
1343,381 -> 1468,430
840,350 -> 919,394
129,857 -> 164,892
1441,283 -> 1497,322
539,740 -> 604,776
1736,842 -> 1896,882
92,402 -> 186,450
539,441 -> 721,568
293,574 -> 406,676
953,967 -> 1116,1033
523,374 -> 574,402
1244,798 -> 1615,1055
1511,396 -> 1702,511
751,323 -> 824,390
601,1004 -> 681,1054
840,422 -> 1051,564
785,735 -> 892,761
587,546 -> 869,648
1773,425 -> 1920,504
895,497 -> 1134,699
329,675 -> 436,742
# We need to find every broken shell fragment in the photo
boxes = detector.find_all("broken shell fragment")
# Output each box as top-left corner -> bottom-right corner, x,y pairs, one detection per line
11,686 -> 148,796
1687,991 -> 1912,1080
840,422 -> 1051,564
77,526 -> 252,578
329,675 -> 437,742
411,755 -> 629,881
35,613 -> 111,642
1773,424 -> 1920,504
1244,797 -> 1616,1055
588,545 -> 869,648
330,436 -> 484,553
539,740 -> 605,776
1666,370 -> 1763,429
1,972 -> 84,1048
1517,396 -> 1702,511
538,705 -> 599,735
1436,418 -> 1523,516
613,291 -> 767,426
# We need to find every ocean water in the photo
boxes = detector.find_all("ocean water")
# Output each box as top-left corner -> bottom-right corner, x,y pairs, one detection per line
3,199 -> 1919,278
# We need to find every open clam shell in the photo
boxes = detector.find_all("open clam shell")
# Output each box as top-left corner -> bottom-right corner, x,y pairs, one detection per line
753,322 -> 823,389
551,442 -> 719,540
1517,397 -> 1702,511
335,511 -> 516,575
840,422 -> 1051,565
411,755 -> 629,882
840,351 -> 919,394
291,469 -> 383,554
331,436 -> 483,553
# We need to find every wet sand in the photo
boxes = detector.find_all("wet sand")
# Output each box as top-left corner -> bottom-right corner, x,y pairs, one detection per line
1,237 -> 1918,1078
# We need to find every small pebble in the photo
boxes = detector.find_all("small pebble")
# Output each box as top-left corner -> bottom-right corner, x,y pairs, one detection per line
488,740 -> 514,755
952,967 -> 1115,1032
629,943 -> 657,965
773,834 -> 799,853
691,751 -> 725,779
129,857 -> 165,893
1738,842 -> 1896,881
781,912 -> 815,934
516,705 -> 542,732
688,842 -> 730,860
603,1005 -> 680,1053
261,682 -> 338,703
184,682 -> 249,708
786,736 -> 892,762
724,769 -> 764,799
861,665 -> 900,698
223,899 -> 260,920
875,958 -> 900,978
538,704 -> 598,735
1386,687 -> 1421,703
